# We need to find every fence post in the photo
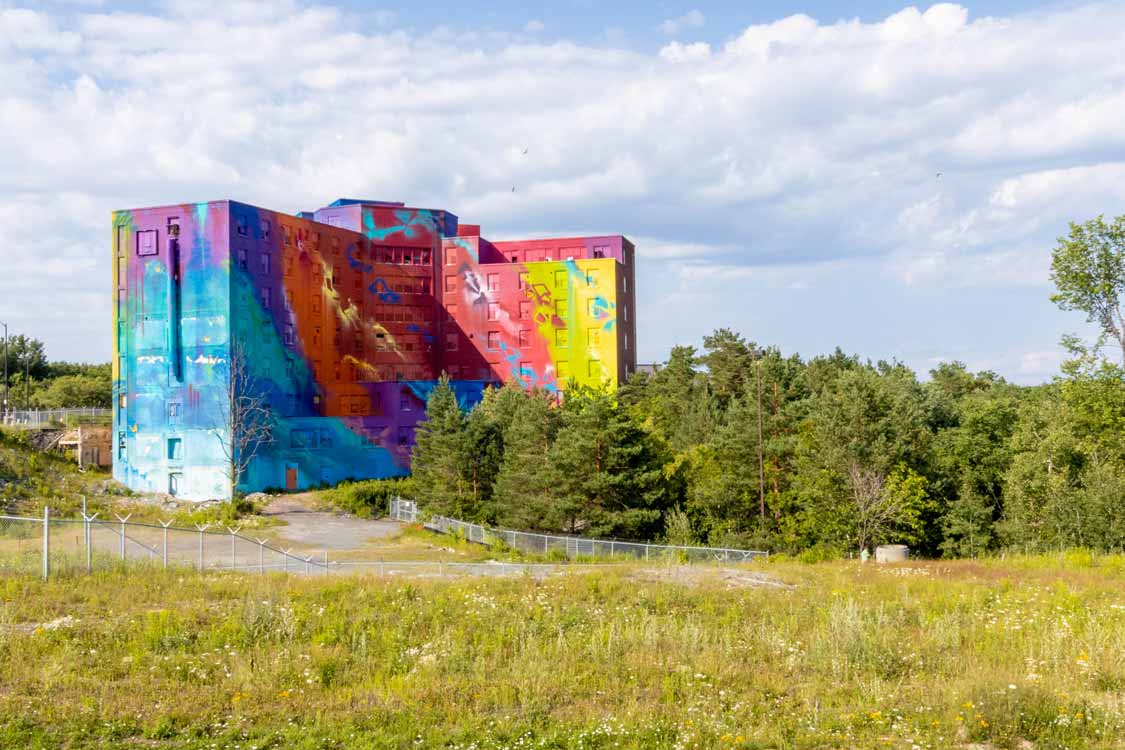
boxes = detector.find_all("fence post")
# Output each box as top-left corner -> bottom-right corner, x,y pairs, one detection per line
323,550 -> 328,575
379,557 -> 384,577
195,523 -> 210,571
256,538 -> 267,574
81,496 -> 87,565
82,511 -> 98,573
283,548 -> 291,573
42,506 -> 50,581
159,520 -> 173,569
227,526 -> 242,571
304,556 -> 311,575
115,513 -> 131,561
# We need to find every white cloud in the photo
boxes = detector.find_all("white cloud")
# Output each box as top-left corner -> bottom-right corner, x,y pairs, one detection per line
524,19 -> 544,33
659,10 -> 705,37
0,2 -> 1123,381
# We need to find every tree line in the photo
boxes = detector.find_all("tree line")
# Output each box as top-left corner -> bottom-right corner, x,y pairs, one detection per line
410,214 -> 1125,557
1,335 -> 111,409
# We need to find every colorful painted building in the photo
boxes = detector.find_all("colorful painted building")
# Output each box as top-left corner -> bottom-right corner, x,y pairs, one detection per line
112,198 -> 637,500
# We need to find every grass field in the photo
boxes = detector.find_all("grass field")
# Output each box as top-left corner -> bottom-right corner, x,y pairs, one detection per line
1,554 -> 1123,749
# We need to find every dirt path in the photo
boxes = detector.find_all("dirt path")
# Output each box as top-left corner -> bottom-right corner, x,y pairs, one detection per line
261,494 -> 403,551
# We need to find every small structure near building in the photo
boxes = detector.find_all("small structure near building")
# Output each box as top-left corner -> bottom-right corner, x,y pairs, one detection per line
57,426 -> 112,469
875,544 -> 909,563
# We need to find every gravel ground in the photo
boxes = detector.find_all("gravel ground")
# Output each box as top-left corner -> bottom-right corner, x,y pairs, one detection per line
261,495 -> 403,551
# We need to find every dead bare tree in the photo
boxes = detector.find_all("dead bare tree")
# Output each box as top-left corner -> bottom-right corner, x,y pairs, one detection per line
215,342 -> 275,499
849,462 -> 899,554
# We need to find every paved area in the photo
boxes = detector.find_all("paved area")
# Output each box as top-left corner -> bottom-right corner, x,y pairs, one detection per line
261,495 -> 403,551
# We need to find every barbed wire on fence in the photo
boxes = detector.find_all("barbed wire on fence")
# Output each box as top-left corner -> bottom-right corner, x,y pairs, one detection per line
387,497 -> 768,562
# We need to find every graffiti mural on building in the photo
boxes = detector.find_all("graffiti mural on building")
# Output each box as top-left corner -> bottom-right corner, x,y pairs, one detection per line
113,198 -> 637,500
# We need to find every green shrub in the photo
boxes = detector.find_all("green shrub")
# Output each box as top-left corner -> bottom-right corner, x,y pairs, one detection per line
318,477 -> 416,518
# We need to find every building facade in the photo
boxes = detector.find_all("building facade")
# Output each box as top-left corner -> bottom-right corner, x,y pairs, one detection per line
112,198 -> 636,500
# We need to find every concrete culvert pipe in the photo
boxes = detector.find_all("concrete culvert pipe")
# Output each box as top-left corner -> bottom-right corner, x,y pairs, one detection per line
875,544 -> 909,563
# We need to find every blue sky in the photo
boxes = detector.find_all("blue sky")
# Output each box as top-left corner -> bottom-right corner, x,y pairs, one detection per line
3,0 -> 1123,382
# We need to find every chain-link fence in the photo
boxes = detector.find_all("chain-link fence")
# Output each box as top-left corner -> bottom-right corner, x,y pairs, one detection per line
2,407 -> 111,428
1,509 -> 330,579
2,507 -> 587,580
387,497 -> 769,562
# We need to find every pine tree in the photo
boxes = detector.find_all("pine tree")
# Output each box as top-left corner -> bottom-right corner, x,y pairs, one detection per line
411,375 -> 471,517
492,389 -> 560,529
546,387 -> 669,539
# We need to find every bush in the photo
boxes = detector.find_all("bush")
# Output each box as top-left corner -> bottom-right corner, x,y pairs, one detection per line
318,478 -> 416,518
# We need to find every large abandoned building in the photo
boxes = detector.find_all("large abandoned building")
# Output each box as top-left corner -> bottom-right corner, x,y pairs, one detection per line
112,198 -> 637,500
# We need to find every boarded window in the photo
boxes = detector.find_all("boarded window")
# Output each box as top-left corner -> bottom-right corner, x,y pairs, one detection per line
137,230 -> 158,256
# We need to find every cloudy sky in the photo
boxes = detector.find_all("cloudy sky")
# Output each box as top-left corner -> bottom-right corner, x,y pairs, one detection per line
2,0 -> 1123,383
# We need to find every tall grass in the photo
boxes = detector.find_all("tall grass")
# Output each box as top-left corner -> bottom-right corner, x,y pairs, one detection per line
1,557 -> 1123,748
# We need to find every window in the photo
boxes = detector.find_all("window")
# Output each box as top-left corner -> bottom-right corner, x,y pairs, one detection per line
446,304 -> 459,321
260,253 -> 271,275
445,275 -> 457,292
422,278 -> 431,294
445,249 -> 456,265
487,273 -> 500,291
487,302 -> 500,320
291,429 -> 311,448
284,323 -> 295,345
397,427 -> 411,446
486,331 -> 500,350
167,437 -> 183,461
168,402 -> 182,422
554,299 -> 567,318
117,432 -> 126,459
511,255 -> 518,263
587,299 -> 599,316
588,360 -> 604,377
519,301 -> 532,319
400,397 -> 412,412
237,247 -> 247,269
260,288 -> 271,309
235,215 -> 248,236
285,290 -> 294,311
518,272 -> 529,290
518,329 -> 532,347
169,473 -> 181,496
137,230 -> 158,256
319,430 -> 333,449
555,329 -> 569,347
557,361 -> 569,378
445,332 -> 459,351
119,394 -> 127,409
587,271 -> 599,287
588,328 -> 601,346
594,245 -> 609,258
260,219 -> 271,240
554,270 -> 567,288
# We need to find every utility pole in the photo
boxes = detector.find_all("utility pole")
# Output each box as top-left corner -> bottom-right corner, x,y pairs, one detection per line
752,348 -> 765,520
1,320 -> 8,420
